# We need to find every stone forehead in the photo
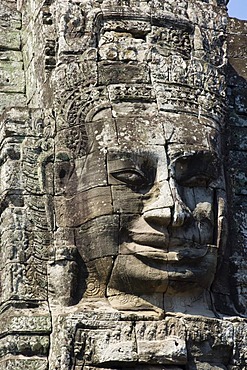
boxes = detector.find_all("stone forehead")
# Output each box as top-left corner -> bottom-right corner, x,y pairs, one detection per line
90,104 -> 220,124
90,107 -> 220,135
85,112 -> 221,155
55,114 -> 220,161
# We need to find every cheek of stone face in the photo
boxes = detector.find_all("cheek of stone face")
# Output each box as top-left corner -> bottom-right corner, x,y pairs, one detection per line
166,188 -> 217,292
53,148 -> 112,229
171,188 -> 215,247
166,245 -> 218,292
74,215 -> 120,262
54,185 -> 113,228
193,201 -> 214,245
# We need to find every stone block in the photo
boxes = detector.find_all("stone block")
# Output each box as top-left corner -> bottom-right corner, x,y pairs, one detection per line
25,195 -> 51,231
0,28 -> 21,51
185,317 -> 234,365
1,261 -> 48,303
0,50 -> 23,63
228,112 -> 247,128
1,226 -> 51,264
108,85 -> 156,103
48,258 -> 80,306
0,307 -> 51,335
115,116 -> 166,146
0,108 -> 31,143
0,2 -> 21,29
228,151 -> 247,196
75,215 -> 119,261
54,152 -> 107,196
108,254 -> 169,295
0,93 -> 26,115
98,62 -> 150,85
0,357 -> 48,370
111,184 -> 144,214
0,334 -> 49,357
227,30 -> 247,81
82,257 -> 114,298
0,159 -> 22,195
0,61 -> 25,93
73,321 -> 138,367
231,321 -> 247,367
86,116 -> 118,150
54,186 -> 113,227
229,126 -> 247,151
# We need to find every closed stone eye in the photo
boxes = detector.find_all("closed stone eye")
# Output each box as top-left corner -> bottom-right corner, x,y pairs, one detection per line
110,168 -> 147,187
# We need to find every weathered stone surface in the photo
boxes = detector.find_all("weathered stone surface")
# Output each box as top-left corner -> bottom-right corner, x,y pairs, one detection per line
0,0 -> 246,369
0,92 -> 26,114
0,358 -> 48,370
47,311 -> 247,370
54,186 -> 113,227
0,334 -> 49,357
0,28 -> 21,51
75,215 -> 119,261
0,3 -> 26,115
0,61 -> 25,93
0,310 -> 49,343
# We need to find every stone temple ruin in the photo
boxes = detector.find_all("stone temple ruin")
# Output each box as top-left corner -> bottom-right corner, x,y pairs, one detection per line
0,0 -> 247,368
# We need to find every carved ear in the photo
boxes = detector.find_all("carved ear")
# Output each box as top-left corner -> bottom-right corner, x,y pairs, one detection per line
38,151 -> 74,195
54,152 -> 74,195
38,152 -> 55,195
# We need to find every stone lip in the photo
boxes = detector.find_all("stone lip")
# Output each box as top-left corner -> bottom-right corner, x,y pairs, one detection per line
134,248 -> 209,262
129,232 -> 169,249
121,239 -> 213,261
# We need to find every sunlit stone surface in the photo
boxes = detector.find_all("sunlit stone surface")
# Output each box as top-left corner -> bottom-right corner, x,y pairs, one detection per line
0,0 -> 246,369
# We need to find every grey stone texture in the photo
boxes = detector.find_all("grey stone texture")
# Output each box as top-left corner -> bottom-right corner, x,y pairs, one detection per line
0,0 -> 246,369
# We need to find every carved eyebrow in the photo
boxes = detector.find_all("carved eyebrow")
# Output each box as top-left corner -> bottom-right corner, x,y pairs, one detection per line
107,150 -> 157,165
108,153 -> 150,172
170,150 -> 220,186
107,149 -> 150,157
169,150 -> 218,165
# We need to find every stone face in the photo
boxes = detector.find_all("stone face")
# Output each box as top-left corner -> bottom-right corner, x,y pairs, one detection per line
0,0 -> 246,369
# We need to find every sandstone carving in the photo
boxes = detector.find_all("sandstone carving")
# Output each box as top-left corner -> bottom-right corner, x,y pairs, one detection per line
0,0 -> 246,369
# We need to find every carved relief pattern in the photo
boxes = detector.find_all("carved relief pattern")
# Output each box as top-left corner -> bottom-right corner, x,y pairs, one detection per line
0,0 -> 246,369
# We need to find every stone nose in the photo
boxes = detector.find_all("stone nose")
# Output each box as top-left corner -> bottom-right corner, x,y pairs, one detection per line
143,180 -> 191,227
143,180 -> 173,226
143,207 -> 172,226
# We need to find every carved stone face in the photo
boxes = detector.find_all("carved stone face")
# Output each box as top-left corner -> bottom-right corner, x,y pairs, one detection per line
54,104 -> 225,311
51,3 -> 227,312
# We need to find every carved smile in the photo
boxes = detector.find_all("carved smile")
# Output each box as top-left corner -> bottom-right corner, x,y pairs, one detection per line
122,239 -> 213,263
135,247 -> 209,262
129,232 -> 210,255
130,232 -> 169,249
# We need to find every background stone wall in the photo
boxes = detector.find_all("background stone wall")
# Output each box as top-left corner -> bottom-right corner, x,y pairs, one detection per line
226,18 -> 247,316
